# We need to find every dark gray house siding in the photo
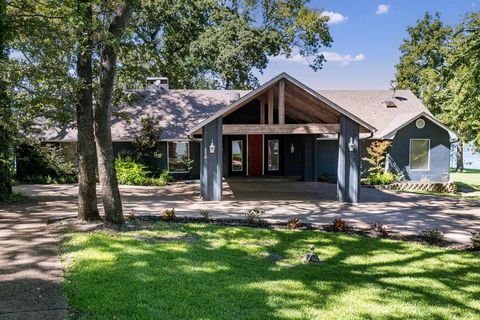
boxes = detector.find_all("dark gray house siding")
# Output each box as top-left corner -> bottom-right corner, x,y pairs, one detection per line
388,116 -> 450,182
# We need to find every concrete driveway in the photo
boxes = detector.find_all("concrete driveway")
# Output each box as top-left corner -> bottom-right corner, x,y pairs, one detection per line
10,180 -> 480,243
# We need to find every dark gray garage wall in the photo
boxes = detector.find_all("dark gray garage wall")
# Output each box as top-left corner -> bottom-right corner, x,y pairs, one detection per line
388,117 -> 450,182
316,140 -> 338,178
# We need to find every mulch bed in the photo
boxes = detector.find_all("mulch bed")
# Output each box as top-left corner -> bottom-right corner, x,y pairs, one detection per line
47,214 -> 478,252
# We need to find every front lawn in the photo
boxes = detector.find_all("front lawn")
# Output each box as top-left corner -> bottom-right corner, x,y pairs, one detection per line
451,168 -> 480,191
62,223 -> 480,320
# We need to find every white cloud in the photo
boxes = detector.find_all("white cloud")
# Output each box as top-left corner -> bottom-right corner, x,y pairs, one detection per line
322,51 -> 365,65
270,51 -> 365,66
320,11 -> 348,25
376,4 -> 390,15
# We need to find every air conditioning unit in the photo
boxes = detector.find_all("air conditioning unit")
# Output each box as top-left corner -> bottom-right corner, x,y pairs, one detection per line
146,77 -> 169,90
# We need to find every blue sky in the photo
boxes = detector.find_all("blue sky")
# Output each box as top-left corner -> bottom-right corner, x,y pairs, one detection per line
255,0 -> 478,89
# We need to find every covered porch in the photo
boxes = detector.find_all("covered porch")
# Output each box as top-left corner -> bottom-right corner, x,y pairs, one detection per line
188,73 -> 375,203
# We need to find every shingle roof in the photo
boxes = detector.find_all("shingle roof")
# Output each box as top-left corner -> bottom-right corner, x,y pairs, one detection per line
317,90 -> 432,139
43,89 -> 249,141
41,86 -> 445,142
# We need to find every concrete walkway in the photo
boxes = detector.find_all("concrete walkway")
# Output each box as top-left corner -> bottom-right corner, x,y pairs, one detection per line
0,199 -> 68,319
11,181 -> 480,243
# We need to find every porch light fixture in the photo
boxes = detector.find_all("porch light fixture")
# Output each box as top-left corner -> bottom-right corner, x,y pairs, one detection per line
290,144 -> 295,154
209,139 -> 216,154
348,137 -> 357,152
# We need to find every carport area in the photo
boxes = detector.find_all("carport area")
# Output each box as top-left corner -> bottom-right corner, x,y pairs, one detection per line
10,180 -> 480,243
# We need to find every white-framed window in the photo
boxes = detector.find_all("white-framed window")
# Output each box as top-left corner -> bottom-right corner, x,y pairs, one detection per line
409,139 -> 430,171
267,139 -> 279,171
231,140 -> 243,171
168,141 -> 189,173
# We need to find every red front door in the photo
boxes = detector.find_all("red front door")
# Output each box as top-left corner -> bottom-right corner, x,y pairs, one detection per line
248,135 -> 263,176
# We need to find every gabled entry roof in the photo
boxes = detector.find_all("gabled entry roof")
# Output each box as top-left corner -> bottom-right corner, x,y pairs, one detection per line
187,73 -> 377,136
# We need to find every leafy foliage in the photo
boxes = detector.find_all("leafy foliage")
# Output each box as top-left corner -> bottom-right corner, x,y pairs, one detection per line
368,172 -> 396,186
363,140 -> 392,175
16,140 -> 77,183
115,156 -> 169,186
245,208 -> 265,225
162,208 -> 176,221
287,218 -> 302,229
199,210 -> 210,222
471,232 -> 480,250
332,219 -> 349,232
133,115 -> 163,173
395,12 -> 452,114
420,228 -> 444,244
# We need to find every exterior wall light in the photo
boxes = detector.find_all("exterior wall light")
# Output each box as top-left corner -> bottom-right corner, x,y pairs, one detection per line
290,144 -> 295,154
209,139 -> 216,154
348,137 -> 357,152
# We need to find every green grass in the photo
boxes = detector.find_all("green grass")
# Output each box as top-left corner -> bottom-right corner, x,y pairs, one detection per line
62,223 -> 480,320
451,169 -> 480,191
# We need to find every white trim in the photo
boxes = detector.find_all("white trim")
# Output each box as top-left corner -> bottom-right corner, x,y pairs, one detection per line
267,139 -> 280,172
167,141 -> 190,173
187,73 -> 377,136
382,112 -> 457,140
262,134 -> 265,176
409,138 -> 430,171
231,139 -> 243,172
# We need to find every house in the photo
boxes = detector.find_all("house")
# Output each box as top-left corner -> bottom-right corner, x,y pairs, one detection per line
38,73 -> 457,203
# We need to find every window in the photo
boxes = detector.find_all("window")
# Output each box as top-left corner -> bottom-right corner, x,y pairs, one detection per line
168,142 -> 189,172
409,139 -> 430,170
268,139 -> 279,171
231,140 -> 243,171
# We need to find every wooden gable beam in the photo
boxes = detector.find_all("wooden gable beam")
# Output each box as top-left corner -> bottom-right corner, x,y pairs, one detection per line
268,89 -> 274,124
278,79 -> 285,124
223,123 -> 340,135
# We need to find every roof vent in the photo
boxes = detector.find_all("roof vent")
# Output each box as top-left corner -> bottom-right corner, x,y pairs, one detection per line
383,100 -> 397,108
146,77 -> 169,90
228,92 -> 240,103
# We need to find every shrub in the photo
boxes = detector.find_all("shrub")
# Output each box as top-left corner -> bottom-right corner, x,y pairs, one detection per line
332,219 -> 349,232
162,208 -> 176,221
471,233 -> 480,250
160,170 -> 175,183
133,116 -> 164,175
420,228 -> 444,244
0,192 -> 25,203
370,222 -> 390,237
287,218 -> 302,229
245,208 -> 265,225
16,140 -> 77,183
362,140 -> 392,175
369,172 -> 395,185
115,157 -> 168,186
199,210 -> 210,221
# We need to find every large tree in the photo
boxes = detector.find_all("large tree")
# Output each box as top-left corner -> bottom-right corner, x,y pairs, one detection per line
0,0 -> 13,200
442,12 -> 480,170
395,12 -> 452,114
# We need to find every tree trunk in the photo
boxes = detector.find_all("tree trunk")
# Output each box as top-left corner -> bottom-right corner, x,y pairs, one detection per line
456,139 -> 464,172
76,0 -> 100,220
0,0 -> 13,200
94,1 -> 132,225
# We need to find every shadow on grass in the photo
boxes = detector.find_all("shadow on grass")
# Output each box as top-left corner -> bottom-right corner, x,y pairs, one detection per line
62,223 -> 480,320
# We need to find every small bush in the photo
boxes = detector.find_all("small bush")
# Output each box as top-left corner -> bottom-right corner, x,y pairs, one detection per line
0,192 -> 25,203
332,219 -> 350,232
420,228 -> 444,244
162,208 -> 176,221
287,218 -> 302,229
370,222 -> 390,237
160,170 -> 175,183
245,208 -> 265,225
369,172 -> 395,185
115,157 -> 168,186
471,233 -> 480,250
199,210 -> 210,221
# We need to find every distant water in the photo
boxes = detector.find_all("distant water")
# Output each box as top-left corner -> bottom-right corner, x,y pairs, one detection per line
451,142 -> 480,169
